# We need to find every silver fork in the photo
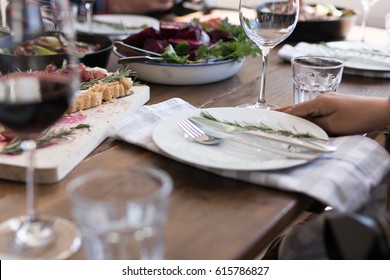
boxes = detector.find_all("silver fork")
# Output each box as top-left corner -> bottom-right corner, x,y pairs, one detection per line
177,119 -> 320,160
177,119 -> 221,145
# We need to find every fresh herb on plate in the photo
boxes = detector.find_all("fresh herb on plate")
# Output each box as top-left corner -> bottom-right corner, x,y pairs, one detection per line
201,111 -> 325,140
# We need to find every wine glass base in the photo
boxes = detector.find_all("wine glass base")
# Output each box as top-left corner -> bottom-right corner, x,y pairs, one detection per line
237,102 -> 277,109
0,215 -> 81,259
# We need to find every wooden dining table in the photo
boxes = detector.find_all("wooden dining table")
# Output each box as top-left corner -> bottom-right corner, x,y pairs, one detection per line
0,20 -> 389,260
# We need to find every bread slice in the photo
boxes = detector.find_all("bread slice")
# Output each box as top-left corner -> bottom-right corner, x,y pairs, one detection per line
67,77 -> 133,113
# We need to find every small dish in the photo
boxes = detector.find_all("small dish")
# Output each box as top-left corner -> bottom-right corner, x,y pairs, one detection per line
0,33 -> 113,73
77,33 -> 113,68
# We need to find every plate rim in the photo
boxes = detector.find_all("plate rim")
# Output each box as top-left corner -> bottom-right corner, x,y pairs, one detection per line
92,14 -> 159,26
75,14 -> 159,36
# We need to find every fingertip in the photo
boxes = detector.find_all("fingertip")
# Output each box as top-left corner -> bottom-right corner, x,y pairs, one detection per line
273,105 -> 292,112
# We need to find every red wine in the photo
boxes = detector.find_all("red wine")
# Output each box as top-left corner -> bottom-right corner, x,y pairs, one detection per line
0,73 -> 74,139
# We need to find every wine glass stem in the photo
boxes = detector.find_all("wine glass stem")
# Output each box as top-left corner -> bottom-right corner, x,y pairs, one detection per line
21,140 -> 38,222
15,140 -> 56,248
256,52 -> 269,108
361,7 -> 369,42
85,2 -> 93,33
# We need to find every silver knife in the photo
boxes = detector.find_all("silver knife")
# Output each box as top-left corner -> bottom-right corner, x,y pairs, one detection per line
189,116 -> 337,153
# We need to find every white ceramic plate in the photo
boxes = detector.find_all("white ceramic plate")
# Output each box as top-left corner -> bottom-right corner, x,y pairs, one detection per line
325,41 -> 390,71
114,48 -> 244,85
278,41 -> 390,78
153,108 -> 329,171
75,14 -> 159,36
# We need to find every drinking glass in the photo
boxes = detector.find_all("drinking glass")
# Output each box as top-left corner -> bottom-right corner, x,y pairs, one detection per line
68,167 -> 173,260
239,0 -> 299,109
0,0 -> 81,259
82,0 -> 95,33
360,0 -> 380,42
291,56 -> 344,104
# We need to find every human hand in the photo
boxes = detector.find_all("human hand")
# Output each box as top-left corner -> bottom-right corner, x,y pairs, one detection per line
275,94 -> 390,136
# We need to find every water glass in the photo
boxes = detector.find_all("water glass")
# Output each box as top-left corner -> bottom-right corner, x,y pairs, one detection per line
67,166 -> 173,260
386,13 -> 390,49
291,56 -> 344,104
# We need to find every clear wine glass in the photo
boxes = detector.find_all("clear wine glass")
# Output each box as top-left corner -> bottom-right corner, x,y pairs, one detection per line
82,0 -> 96,33
386,13 -> 390,50
360,0 -> 380,42
0,0 -> 81,259
239,0 -> 299,109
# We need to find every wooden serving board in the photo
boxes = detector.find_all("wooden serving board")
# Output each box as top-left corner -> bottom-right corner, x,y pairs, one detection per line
0,85 -> 150,184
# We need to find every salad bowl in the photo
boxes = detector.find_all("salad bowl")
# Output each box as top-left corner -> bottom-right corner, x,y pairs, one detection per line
113,18 -> 256,85
115,50 -> 244,85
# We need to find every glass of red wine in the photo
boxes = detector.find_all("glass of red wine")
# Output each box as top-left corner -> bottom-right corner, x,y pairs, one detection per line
0,0 -> 81,259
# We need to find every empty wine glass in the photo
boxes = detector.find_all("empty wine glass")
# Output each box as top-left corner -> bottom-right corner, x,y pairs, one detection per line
386,13 -> 390,49
82,0 -> 95,33
360,0 -> 380,42
239,0 -> 299,109
0,0 -> 81,259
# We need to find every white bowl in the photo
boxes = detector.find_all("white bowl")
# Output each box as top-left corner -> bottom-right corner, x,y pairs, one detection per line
114,49 -> 245,85
130,60 -> 244,85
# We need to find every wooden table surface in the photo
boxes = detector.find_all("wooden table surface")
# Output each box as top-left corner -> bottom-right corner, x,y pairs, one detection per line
0,24 -> 389,260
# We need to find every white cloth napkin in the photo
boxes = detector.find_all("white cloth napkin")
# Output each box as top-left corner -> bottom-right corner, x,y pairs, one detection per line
278,42 -> 331,61
109,98 -> 390,213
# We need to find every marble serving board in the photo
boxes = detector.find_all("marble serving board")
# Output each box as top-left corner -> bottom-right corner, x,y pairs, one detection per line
0,85 -> 150,184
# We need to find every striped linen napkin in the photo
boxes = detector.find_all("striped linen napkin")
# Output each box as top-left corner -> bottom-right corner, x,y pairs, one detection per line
109,98 -> 390,213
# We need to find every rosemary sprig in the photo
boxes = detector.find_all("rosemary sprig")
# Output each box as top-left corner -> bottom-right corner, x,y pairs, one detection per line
200,111 -> 324,140
79,66 -> 137,90
1,124 -> 90,155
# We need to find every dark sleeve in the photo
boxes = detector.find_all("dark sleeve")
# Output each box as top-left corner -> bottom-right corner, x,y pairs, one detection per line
94,0 -> 107,12
385,131 -> 390,153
